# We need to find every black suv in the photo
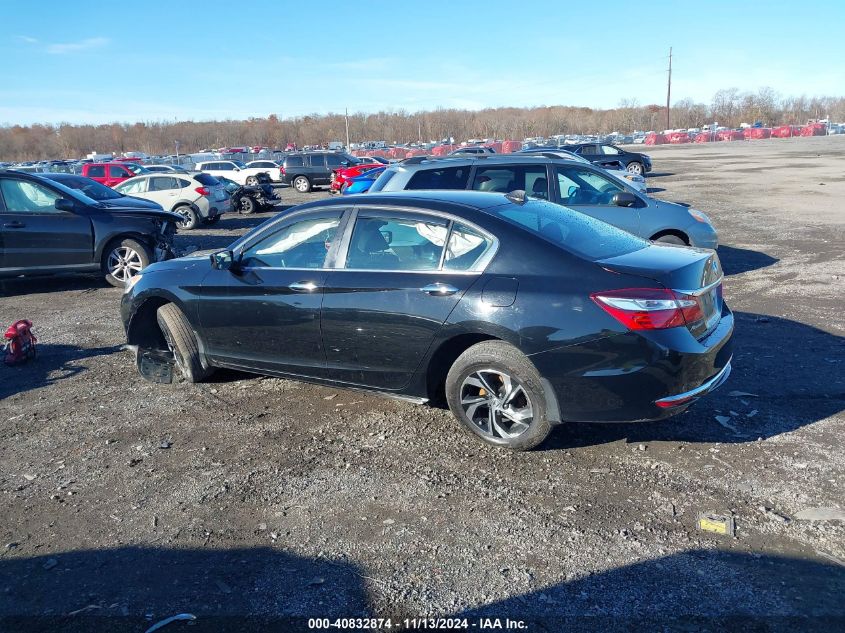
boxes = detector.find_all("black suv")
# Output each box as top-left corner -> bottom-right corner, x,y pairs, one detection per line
280,151 -> 359,193
562,143 -> 652,175
0,170 -> 181,287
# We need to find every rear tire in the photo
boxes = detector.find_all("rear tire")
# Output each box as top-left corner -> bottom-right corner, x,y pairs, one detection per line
102,238 -> 151,287
237,195 -> 256,214
445,341 -> 551,451
246,176 -> 259,186
173,205 -> 199,230
293,175 -> 311,193
156,303 -> 213,383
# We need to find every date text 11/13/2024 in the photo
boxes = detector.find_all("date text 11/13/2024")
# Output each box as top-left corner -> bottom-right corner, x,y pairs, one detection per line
308,617 -> 528,630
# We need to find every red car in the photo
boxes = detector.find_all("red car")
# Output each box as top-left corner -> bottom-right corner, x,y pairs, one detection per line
330,163 -> 383,192
81,162 -> 149,187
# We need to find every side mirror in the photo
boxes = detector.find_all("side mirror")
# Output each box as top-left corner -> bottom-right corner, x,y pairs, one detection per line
210,249 -> 236,270
55,198 -> 75,212
612,191 -> 638,207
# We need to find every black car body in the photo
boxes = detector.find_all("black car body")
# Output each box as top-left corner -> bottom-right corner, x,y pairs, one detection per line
280,151 -> 360,193
41,173 -> 164,211
122,190 -> 733,450
0,170 -> 181,287
563,143 -> 652,174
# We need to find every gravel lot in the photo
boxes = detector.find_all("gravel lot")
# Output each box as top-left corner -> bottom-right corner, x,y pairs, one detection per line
1,136 -> 844,632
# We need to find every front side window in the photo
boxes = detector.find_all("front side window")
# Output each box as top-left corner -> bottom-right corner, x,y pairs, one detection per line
346,216 -> 448,271
0,179 -> 62,213
115,178 -> 147,195
241,214 -> 342,269
556,166 -> 624,206
406,166 -> 470,190
218,163 -> 234,171
471,165 -> 548,198
109,165 -> 128,178
325,154 -> 346,167
600,145 -> 622,155
309,155 -> 326,168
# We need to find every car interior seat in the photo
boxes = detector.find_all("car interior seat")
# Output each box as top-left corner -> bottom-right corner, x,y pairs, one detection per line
348,222 -> 400,269
531,177 -> 548,200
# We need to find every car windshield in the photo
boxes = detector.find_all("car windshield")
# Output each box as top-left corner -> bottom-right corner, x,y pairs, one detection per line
490,199 -> 647,261
49,175 -> 124,200
126,163 -> 150,175
35,176 -> 101,206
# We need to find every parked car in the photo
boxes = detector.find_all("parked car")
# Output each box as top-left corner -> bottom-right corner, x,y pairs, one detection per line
279,151 -> 360,193
331,163 -> 386,193
369,155 -> 717,248
113,173 -> 230,230
519,148 -> 648,194
0,170 -> 180,287
245,160 -> 283,182
122,190 -> 732,450
216,175 -> 278,214
564,143 -> 652,175
41,173 -> 164,210
341,166 -> 386,195
194,160 -> 272,186
356,156 -> 390,166
81,162 -> 149,187
144,165 -> 190,174
448,146 -> 496,155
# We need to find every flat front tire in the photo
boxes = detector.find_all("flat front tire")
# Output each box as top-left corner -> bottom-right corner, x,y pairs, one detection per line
103,238 -> 151,287
445,341 -> 551,451
155,303 -> 213,383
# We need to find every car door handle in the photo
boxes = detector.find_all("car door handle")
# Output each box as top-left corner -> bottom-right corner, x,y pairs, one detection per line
421,283 -> 459,296
3,221 -> 25,228
289,281 -> 319,292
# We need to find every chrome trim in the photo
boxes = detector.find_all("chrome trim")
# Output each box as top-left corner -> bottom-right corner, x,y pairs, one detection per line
421,283 -> 459,296
655,358 -> 732,406
288,281 -> 318,292
675,276 -> 723,296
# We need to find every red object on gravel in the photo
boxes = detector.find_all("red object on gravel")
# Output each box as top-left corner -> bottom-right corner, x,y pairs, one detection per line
3,320 -> 37,366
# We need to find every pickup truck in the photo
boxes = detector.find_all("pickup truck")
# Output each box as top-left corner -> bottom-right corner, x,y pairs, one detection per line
0,170 -> 180,287
82,162 -> 149,187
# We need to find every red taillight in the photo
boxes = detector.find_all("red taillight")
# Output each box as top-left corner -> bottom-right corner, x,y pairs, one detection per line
279,166 -> 286,175
195,186 -> 210,196
590,287 -> 705,331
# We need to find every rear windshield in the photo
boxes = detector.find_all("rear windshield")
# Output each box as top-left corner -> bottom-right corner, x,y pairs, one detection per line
490,199 -> 647,260
368,168 -> 398,192
194,173 -> 220,186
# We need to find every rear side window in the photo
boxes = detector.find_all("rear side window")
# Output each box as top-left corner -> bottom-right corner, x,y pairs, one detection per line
443,223 -> 492,271
346,215 -> 448,271
149,177 -> 178,191
491,200 -> 646,261
175,178 -> 192,189
286,156 -> 304,168
406,166 -> 470,190
193,173 -> 220,186
87,165 -> 105,178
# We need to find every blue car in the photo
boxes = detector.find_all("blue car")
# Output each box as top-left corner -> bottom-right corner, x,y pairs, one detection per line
341,166 -> 386,195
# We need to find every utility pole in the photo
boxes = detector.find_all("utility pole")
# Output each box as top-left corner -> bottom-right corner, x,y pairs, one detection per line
666,47 -> 672,131
345,108 -> 350,150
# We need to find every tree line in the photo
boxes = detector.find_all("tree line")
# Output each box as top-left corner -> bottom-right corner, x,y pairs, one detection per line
1,88 -> 843,161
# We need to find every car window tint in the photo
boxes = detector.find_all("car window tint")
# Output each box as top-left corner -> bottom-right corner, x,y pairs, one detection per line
579,145 -> 599,155
346,216 -> 447,271
87,165 -> 106,178
193,173 -> 220,186
325,154 -> 346,167
471,166 -> 548,198
286,156 -> 304,168
118,178 -> 147,194
600,145 -> 621,155
0,179 -> 62,213
109,165 -> 127,178
309,155 -> 326,168
241,214 -> 342,269
443,223 -> 492,271
556,166 -> 623,206
406,166 -> 470,190
492,200 -> 646,261
149,177 -> 177,191
175,178 -> 192,189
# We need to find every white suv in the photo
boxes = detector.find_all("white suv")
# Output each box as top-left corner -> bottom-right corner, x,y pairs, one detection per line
195,160 -> 274,185
114,172 -> 231,230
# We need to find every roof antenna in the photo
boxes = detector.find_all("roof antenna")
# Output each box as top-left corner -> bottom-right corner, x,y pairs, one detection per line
505,190 -> 527,205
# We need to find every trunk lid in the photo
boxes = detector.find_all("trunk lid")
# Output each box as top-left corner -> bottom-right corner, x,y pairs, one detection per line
597,243 -> 723,338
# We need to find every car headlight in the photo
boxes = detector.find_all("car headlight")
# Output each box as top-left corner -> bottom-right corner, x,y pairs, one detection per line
688,208 -> 711,224
124,273 -> 143,293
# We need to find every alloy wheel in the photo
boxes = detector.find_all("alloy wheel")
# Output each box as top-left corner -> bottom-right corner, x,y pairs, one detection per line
175,208 -> 192,227
627,162 -> 643,175
460,369 -> 534,440
107,246 -> 143,283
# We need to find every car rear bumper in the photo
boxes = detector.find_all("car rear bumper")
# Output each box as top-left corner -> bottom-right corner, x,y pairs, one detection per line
529,305 -> 734,423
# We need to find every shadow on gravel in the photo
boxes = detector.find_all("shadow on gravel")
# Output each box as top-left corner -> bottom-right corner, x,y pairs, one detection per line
646,171 -> 675,178
0,344 -> 122,400
0,275 -> 110,298
0,546 -> 370,633
457,550 -> 845,632
646,187 -> 666,193
544,311 -> 844,449
717,245 -> 779,275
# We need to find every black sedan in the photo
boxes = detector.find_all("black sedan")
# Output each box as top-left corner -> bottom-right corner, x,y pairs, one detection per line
563,143 -> 652,175
0,170 -> 181,287
121,190 -> 732,450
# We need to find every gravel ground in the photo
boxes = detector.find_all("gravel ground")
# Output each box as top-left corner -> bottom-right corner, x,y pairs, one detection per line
1,136 -> 844,632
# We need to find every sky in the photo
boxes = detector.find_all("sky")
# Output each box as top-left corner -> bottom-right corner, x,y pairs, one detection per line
1,0 -> 843,126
